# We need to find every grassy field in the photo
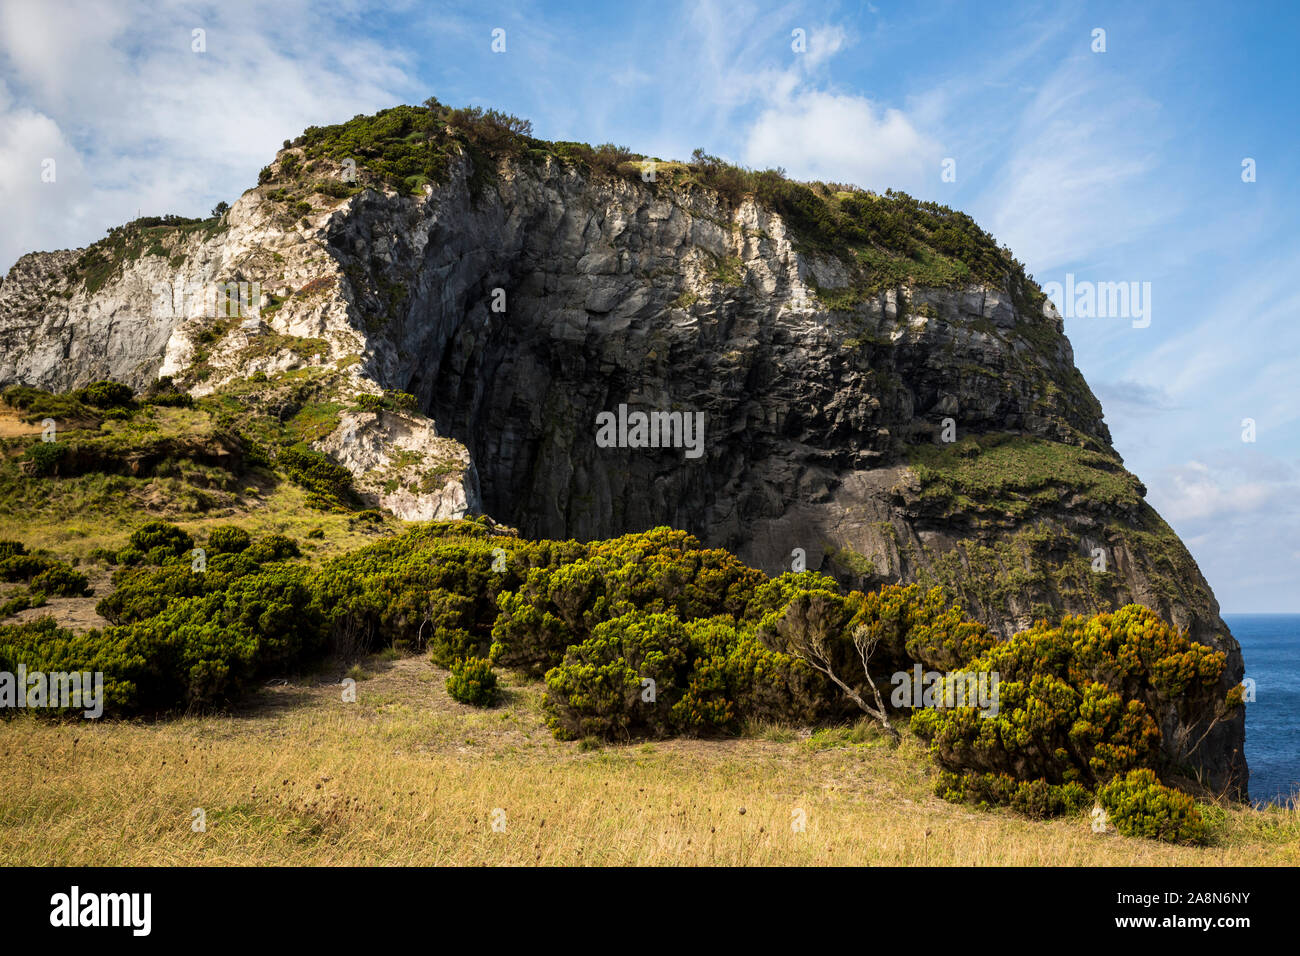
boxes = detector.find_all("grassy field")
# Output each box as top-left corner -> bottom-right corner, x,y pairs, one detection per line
2,654 -> 1296,866
2,394 -> 1294,867
0,406 -> 387,564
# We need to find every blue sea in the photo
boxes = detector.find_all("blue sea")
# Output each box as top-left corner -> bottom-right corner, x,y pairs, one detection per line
1224,613 -> 1300,807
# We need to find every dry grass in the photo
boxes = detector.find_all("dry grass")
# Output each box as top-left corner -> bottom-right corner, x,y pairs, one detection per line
1,656 -> 1296,866
0,408 -> 42,439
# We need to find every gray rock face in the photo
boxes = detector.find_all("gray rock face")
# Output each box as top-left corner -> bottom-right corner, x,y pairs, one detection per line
0,147 -> 1246,796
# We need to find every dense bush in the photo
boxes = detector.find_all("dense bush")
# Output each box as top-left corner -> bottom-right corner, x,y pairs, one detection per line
1096,769 -> 1208,844
2,385 -> 86,421
491,527 -> 766,676
98,562 -> 227,625
278,444 -> 357,510
751,582 -> 995,720
0,544 -> 86,596
491,561 -> 616,675
541,605 -> 846,741
909,605 -> 1229,835
8,562 -> 324,713
0,617 -> 148,712
128,521 -> 194,560
0,587 -> 43,618
0,552 -> 57,582
318,528 -> 540,662
73,380 -> 134,409
446,656 -> 500,707
543,612 -> 694,740
206,525 -> 251,554
246,533 -> 299,563
911,605 -> 1226,790
23,442 -> 67,476
30,564 -> 90,597
674,618 -> 833,732
935,770 -> 1090,820
354,390 -> 417,413
295,100 -> 536,194
142,377 -> 193,408
2,523 -> 531,715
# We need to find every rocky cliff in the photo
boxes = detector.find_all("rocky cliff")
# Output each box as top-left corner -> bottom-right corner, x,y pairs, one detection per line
0,103 -> 1246,795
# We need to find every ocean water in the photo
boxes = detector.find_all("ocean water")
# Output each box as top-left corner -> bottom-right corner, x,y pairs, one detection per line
1223,613 -> 1300,807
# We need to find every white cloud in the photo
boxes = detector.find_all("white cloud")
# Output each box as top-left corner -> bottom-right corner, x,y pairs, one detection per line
744,89 -> 942,191
672,16 -> 945,192
0,0 -> 417,272
802,24 -> 847,69
0,81 -> 94,261
1156,460 -> 1282,523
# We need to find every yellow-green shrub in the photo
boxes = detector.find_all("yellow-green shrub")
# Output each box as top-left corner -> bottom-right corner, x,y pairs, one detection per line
1097,769 -> 1208,844
446,656 -> 499,706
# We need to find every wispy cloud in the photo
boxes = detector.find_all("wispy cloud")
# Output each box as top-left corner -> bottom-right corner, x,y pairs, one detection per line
974,55 -> 1176,272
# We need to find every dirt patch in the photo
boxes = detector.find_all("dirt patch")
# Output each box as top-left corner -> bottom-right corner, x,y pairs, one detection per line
2,567 -> 113,631
0,409 -> 42,438
9,596 -> 111,631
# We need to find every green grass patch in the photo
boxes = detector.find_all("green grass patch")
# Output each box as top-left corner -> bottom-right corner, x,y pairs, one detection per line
907,432 -> 1142,519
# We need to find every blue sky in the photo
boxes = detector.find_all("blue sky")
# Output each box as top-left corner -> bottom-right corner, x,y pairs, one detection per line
1,0 -> 1297,611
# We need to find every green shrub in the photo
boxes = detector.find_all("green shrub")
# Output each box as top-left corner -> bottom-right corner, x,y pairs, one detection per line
206,525 -> 252,554
0,553 -> 58,583
490,527 -> 765,676
543,612 -> 693,740
0,617 -> 146,713
935,770 -> 1090,819
909,605 -> 1229,839
2,385 -> 87,420
0,526 -> 329,716
491,561 -> 615,676
0,541 -> 27,561
320,530 -> 532,663
128,521 -> 194,560
30,564 -> 90,597
145,545 -> 178,565
82,564 -> 323,711
0,588 -> 43,618
446,656 -> 500,706
911,605 -> 1225,792
674,619 -> 835,732
73,380 -> 134,408
1096,769 -> 1208,844
144,377 -> 193,408
24,442 -> 67,476
97,563 -> 221,625
278,444 -> 356,510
